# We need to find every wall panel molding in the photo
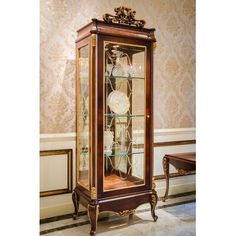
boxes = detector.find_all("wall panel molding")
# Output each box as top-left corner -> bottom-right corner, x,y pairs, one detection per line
154,139 -> 196,147
40,149 -> 73,197
40,133 -> 76,142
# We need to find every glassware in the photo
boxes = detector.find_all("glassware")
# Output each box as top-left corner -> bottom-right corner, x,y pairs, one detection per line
111,50 -> 124,77
104,130 -> 114,156
120,125 -> 126,153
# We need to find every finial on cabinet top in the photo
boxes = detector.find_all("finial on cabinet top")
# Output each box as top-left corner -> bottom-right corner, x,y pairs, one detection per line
103,6 -> 146,28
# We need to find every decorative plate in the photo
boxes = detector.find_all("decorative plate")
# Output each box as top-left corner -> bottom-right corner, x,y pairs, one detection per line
107,90 -> 130,115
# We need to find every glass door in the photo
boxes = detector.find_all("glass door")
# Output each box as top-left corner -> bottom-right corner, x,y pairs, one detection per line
103,41 -> 146,191
77,44 -> 90,190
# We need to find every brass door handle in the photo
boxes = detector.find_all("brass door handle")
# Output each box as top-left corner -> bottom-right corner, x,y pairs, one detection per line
147,115 -> 150,118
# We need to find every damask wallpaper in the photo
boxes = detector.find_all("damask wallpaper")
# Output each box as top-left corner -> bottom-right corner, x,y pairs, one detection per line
40,0 -> 195,133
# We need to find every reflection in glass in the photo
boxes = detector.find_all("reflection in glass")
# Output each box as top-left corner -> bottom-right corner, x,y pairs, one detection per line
77,45 -> 90,189
104,42 -> 146,191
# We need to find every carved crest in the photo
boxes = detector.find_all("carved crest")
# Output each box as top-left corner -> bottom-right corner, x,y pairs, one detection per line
103,6 -> 146,28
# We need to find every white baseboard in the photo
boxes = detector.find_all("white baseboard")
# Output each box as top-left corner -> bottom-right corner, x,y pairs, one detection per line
40,128 -> 196,143
154,128 -> 196,142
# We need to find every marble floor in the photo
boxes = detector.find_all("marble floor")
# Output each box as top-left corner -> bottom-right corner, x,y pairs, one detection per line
40,193 -> 195,236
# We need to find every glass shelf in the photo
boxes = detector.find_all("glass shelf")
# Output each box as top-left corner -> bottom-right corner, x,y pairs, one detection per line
105,113 -> 144,118
105,151 -> 144,157
105,75 -> 144,80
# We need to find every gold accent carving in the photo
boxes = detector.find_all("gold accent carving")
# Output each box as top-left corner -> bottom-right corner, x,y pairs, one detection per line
152,179 -> 156,189
151,194 -> 157,205
91,34 -> 96,47
162,157 -> 168,173
103,6 -> 145,28
176,168 -> 190,175
91,187 -> 97,199
153,171 -> 195,180
117,209 -> 135,217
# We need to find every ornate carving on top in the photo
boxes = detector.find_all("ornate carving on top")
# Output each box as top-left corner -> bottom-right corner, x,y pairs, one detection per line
103,6 -> 146,28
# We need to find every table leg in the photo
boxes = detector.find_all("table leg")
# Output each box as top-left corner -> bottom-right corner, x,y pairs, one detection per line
72,189 -> 80,219
162,157 -> 169,202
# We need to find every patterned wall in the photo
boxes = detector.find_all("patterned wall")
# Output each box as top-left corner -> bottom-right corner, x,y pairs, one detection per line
40,0 -> 195,133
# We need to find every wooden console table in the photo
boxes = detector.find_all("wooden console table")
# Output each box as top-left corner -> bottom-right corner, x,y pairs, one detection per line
162,152 -> 196,201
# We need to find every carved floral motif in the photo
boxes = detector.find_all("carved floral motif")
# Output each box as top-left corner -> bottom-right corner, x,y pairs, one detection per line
103,6 -> 145,28
117,209 -> 135,217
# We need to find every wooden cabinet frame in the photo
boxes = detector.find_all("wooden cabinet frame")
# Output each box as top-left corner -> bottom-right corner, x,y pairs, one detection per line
72,13 -> 157,235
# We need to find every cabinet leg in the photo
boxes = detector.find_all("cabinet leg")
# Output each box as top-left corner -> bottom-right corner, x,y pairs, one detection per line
72,189 -> 80,220
162,157 -> 169,202
150,190 -> 158,222
88,203 -> 99,235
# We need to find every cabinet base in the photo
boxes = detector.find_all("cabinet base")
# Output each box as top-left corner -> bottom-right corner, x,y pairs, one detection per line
72,187 -> 158,235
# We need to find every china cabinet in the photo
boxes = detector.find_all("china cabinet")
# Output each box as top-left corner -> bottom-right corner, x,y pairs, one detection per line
72,7 -> 157,235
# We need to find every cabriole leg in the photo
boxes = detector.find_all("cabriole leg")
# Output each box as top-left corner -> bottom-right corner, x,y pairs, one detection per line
150,190 -> 158,222
88,203 -> 99,236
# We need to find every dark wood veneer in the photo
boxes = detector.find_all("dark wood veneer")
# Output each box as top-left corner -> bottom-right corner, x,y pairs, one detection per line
76,19 -> 156,43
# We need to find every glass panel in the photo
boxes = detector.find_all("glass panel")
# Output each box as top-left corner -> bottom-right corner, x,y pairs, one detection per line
77,45 -> 90,189
104,42 -> 146,191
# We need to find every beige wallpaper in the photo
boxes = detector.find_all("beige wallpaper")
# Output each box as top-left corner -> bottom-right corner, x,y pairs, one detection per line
40,0 -> 195,133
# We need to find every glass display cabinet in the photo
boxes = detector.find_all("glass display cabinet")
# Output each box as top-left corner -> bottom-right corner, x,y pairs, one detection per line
72,7 -> 157,235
